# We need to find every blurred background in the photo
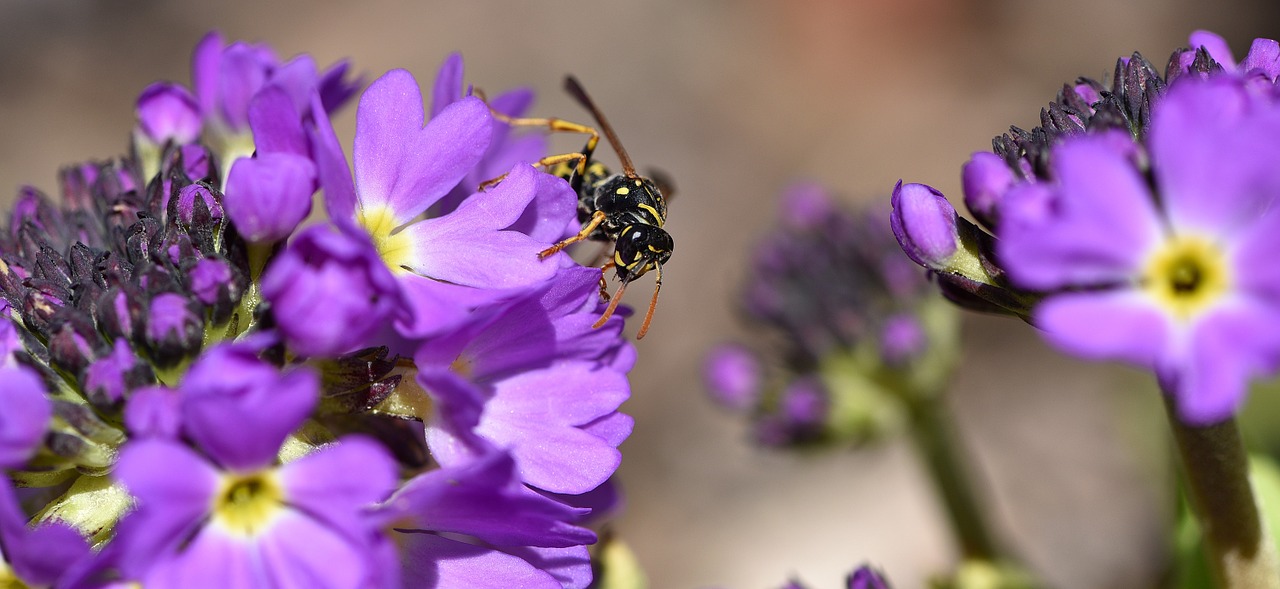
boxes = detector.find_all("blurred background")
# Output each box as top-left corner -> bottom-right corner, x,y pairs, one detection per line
1,1 -> 1278,587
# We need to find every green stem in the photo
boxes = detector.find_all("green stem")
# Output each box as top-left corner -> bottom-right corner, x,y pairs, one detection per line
1165,396 -> 1280,588
907,394 -> 1001,562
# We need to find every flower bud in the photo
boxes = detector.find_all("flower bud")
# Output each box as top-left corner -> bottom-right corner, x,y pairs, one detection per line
143,292 -> 203,368
890,181 -> 959,269
260,224 -> 401,357
960,152 -> 1015,229
135,82 -> 202,146
223,152 -> 316,243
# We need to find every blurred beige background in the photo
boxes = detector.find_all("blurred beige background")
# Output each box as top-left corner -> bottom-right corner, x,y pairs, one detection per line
2,1 -> 1277,587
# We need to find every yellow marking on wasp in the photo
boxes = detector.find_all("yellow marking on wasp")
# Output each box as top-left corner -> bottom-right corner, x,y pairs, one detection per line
637,203 -> 662,222
648,245 -> 662,253
614,251 -> 625,266
616,187 -> 630,195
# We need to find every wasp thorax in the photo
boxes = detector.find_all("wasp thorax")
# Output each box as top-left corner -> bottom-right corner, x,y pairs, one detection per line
594,175 -> 667,227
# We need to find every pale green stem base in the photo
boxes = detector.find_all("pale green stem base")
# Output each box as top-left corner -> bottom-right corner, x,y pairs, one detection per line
1166,396 -> 1280,589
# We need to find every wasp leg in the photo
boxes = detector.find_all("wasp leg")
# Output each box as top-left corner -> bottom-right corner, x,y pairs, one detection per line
597,260 -> 616,301
592,280 -> 630,329
538,210 -> 606,260
480,101 -> 601,180
478,153 -> 588,191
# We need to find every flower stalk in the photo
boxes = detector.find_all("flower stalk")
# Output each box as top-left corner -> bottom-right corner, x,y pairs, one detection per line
906,392 -> 1001,563
1165,395 -> 1280,589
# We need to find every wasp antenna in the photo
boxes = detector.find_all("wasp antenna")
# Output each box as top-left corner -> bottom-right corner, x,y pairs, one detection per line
593,280 -> 630,329
564,75 -> 637,178
636,265 -> 662,340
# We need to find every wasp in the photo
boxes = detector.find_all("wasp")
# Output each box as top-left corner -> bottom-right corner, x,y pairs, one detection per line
485,76 -> 673,339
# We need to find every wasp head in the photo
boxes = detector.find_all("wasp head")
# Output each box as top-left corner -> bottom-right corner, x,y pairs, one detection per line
613,224 -> 673,282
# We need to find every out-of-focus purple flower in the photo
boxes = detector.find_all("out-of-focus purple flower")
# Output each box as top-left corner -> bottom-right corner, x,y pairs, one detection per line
715,183 -> 950,447
261,223 -> 405,357
83,339 -> 152,405
847,565 -> 893,589
998,77 -> 1280,424
780,377 -> 828,429
191,30 -> 358,137
123,386 -> 181,439
0,367 -> 51,469
880,313 -> 927,365
417,265 -> 632,495
134,82 -> 202,145
703,343 -> 763,411
776,565 -> 892,589
780,181 -> 837,229
0,478 -> 90,586
961,151 -> 1015,228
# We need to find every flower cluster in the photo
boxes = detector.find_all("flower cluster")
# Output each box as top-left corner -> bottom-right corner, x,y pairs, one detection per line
892,30 -> 1280,425
704,183 -> 957,446
0,32 -> 632,587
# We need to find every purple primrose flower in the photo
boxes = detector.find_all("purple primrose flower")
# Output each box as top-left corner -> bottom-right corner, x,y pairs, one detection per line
998,77 -> 1280,424
309,67 -> 574,338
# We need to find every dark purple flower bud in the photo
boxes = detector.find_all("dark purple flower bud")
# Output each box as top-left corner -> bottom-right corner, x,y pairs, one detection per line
21,284 -> 67,336
223,152 -> 316,243
0,366 -> 51,469
961,151 -> 1016,229
171,182 -> 224,228
57,163 -> 98,213
890,181 -> 959,269
96,287 -> 144,341
188,254 -> 240,314
46,317 -> 102,375
880,313 -> 926,366
135,82 -> 202,145
703,344 -> 762,411
123,386 -> 181,439
143,292 -> 203,368
83,339 -> 153,405
847,566 -> 892,589
177,143 -> 213,181
260,224 -> 402,357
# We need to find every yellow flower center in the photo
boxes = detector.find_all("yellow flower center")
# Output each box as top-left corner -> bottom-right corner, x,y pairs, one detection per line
211,471 -> 284,538
1142,234 -> 1230,320
0,560 -> 23,589
357,206 -> 414,274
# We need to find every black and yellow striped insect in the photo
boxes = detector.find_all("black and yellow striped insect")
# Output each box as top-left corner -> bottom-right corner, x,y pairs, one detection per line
488,76 -> 674,339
